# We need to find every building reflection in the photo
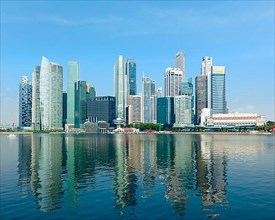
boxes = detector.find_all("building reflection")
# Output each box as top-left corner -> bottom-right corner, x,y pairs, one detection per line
17,133 -> 234,215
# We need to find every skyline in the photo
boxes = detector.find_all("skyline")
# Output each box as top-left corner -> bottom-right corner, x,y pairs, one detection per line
1,1 -> 274,125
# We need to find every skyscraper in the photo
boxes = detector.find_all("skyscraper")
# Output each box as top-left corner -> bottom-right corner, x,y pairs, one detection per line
157,97 -> 175,126
40,56 -> 63,130
126,59 -> 137,96
67,61 -> 79,125
63,92 -> 67,128
31,66 -> 41,130
201,56 -> 213,108
211,66 -> 226,114
174,51 -> 186,80
74,81 -> 91,128
19,76 -> 32,128
114,55 -> 127,120
174,78 -> 194,127
129,94 -> 143,123
195,75 -> 208,124
87,96 -> 116,125
142,76 -> 155,123
164,67 -> 183,97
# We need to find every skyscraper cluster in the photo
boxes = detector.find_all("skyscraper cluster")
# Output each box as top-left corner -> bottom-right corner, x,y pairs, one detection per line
18,52 -> 227,130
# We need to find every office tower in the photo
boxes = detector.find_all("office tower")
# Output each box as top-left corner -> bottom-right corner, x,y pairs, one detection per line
19,76 -> 32,128
174,78 -> 194,127
114,55 -> 127,120
211,66 -> 226,114
195,75 -> 208,125
67,61 -> 80,125
40,56 -> 63,130
201,57 -> 213,108
156,87 -> 162,97
63,92 -> 67,128
164,68 -> 183,97
174,51 -> 186,80
142,76 -> 156,123
87,96 -> 116,125
157,97 -> 175,126
126,59 -> 137,95
74,81 -> 91,128
31,66 -> 41,130
129,94 -> 143,123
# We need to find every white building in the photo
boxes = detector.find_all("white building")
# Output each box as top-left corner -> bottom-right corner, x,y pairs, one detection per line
205,112 -> 266,127
164,67 -> 183,97
201,56 -> 213,108
40,56 -> 63,130
174,95 -> 193,127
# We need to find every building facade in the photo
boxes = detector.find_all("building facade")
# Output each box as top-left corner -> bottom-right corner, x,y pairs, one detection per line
164,67 -> 183,97
128,94 -> 143,124
174,95 -> 193,127
126,59 -> 137,96
201,56 -> 213,109
174,51 -> 186,80
62,92 -> 67,128
211,66 -> 226,114
114,55 -> 127,120
31,66 -> 41,130
67,61 -> 80,125
40,56 -> 63,130
195,75 -> 208,125
142,76 -> 155,123
157,97 -> 175,125
87,96 -> 116,126
19,76 -> 32,128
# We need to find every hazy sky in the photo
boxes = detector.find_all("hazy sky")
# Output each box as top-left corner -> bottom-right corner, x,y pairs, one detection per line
1,1 -> 274,125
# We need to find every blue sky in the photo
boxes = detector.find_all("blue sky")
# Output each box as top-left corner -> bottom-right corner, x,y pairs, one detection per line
1,1 -> 274,125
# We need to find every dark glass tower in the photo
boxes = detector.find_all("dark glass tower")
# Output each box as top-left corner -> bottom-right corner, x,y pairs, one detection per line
87,96 -> 116,126
157,97 -> 175,126
126,59 -> 137,95
19,76 -> 32,128
195,75 -> 208,125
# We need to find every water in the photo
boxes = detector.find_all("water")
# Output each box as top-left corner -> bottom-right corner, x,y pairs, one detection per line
0,133 -> 274,219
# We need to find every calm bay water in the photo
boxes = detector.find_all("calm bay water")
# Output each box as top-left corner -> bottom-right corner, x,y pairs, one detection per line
0,133 -> 274,219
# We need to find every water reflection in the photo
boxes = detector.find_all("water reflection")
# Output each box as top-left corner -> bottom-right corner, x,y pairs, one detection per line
17,134 -> 233,216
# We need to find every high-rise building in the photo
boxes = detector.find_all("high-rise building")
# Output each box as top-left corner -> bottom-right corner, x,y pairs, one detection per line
126,59 -> 137,96
67,61 -> 80,125
174,51 -> 186,80
164,68 -> 183,97
157,97 -> 175,126
114,55 -> 127,120
142,76 -> 155,123
87,96 -> 116,126
174,78 -> 194,127
31,66 -> 41,130
128,94 -> 143,124
40,56 -> 63,130
201,57 -> 213,108
211,66 -> 226,114
63,92 -> 67,128
195,75 -> 208,124
19,76 -> 32,128
74,81 -> 91,128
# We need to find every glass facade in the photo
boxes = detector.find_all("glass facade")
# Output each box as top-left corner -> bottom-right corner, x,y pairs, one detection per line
62,92 -> 67,128
142,77 -> 155,123
211,66 -> 226,114
164,68 -> 183,97
19,76 -> 32,128
31,66 -> 41,130
126,59 -> 137,95
40,56 -> 63,130
67,61 -> 79,125
157,97 -> 175,125
195,75 -> 208,125
114,56 -> 127,119
87,96 -> 116,126
174,51 -> 186,80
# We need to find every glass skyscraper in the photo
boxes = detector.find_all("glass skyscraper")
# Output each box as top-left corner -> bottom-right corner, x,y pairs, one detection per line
126,59 -> 137,96
67,61 -> 79,125
164,67 -> 183,97
174,51 -> 186,80
195,75 -> 208,125
19,76 -> 32,128
157,97 -> 175,125
201,56 -> 213,108
40,56 -> 63,130
211,66 -> 226,114
31,66 -> 41,130
142,76 -> 155,123
114,55 -> 127,120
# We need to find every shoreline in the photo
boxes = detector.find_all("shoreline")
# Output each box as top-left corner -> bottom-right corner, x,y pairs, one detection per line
0,131 -> 272,135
